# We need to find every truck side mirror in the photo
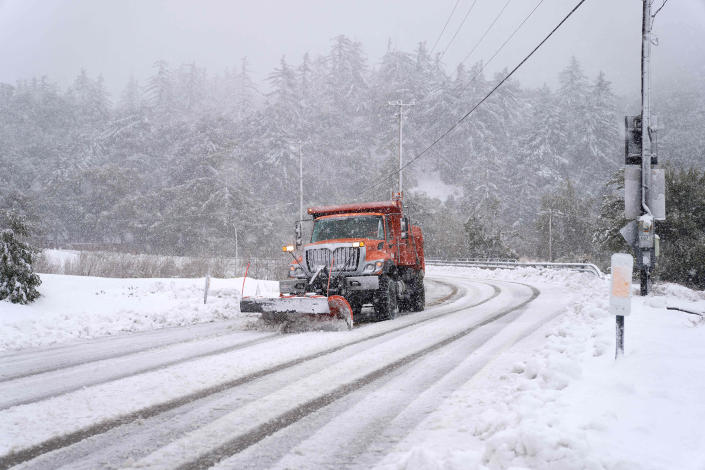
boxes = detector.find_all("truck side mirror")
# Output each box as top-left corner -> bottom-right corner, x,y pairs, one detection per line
400,217 -> 409,239
295,221 -> 303,248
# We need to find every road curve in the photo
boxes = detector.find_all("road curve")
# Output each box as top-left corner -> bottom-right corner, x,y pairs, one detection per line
0,274 -> 546,470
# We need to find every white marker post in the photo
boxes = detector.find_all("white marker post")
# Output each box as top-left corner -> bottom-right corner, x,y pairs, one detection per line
203,271 -> 211,305
610,253 -> 634,358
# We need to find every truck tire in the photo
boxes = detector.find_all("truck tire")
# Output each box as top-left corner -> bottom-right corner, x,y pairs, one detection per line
348,298 -> 363,318
409,274 -> 425,312
374,276 -> 399,321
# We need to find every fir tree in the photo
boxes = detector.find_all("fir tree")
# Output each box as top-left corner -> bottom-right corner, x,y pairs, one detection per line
0,211 -> 41,304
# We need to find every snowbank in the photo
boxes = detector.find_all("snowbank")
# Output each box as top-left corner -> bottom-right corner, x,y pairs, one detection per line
0,273 -> 278,351
381,266 -> 705,470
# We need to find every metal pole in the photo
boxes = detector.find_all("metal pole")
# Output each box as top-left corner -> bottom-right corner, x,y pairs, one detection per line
299,141 -> 303,222
548,211 -> 553,262
640,0 -> 653,295
235,228 -> 238,263
398,103 -> 403,195
388,100 -> 414,197
616,315 -> 625,358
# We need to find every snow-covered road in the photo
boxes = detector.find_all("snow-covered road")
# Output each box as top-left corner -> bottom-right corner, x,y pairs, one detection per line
0,273 -> 570,470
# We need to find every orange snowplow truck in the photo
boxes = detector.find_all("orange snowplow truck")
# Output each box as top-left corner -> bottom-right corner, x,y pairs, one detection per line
282,199 -> 425,321
241,198 -> 425,327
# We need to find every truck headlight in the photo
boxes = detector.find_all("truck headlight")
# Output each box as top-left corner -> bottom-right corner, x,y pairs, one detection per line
363,260 -> 384,274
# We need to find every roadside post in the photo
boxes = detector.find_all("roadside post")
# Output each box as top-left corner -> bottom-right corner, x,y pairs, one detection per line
203,270 -> 211,304
610,253 -> 634,358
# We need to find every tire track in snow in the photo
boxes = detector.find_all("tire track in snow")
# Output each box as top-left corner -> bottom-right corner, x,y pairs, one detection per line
137,282 -> 539,470
0,321 -> 259,383
245,281 -> 558,470
0,332 -> 280,410
0,278 -> 473,469
0,279 -> 456,411
21,281 -> 469,470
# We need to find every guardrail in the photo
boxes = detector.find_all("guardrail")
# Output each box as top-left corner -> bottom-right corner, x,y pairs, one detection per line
426,258 -> 604,278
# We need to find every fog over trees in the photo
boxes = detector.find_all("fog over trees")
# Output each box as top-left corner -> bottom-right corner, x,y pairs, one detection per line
1,36 -> 704,266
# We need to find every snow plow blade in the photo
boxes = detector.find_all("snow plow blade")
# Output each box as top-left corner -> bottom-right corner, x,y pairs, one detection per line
240,295 -> 353,330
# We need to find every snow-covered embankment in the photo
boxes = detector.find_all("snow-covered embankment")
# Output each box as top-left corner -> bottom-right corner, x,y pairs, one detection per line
380,266 -> 705,470
0,274 -> 277,352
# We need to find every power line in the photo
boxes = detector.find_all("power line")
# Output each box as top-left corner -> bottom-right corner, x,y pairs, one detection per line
370,0 -> 546,202
463,0 -> 546,87
651,0 -> 669,23
440,0 -> 479,59
415,0 -> 545,121
429,0 -> 463,55
460,0 -> 513,65
361,0 -> 589,199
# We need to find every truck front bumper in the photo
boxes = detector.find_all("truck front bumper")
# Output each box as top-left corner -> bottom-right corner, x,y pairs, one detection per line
279,275 -> 379,295
345,275 -> 379,291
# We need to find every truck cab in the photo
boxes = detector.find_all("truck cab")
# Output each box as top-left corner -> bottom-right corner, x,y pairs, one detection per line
282,199 -> 425,320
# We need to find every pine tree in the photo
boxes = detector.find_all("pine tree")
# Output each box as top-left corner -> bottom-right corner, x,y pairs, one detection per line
326,35 -> 369,113
119,76 -> 142,115
557,57 -> 589,172
584,71 -> 619,181
177,62 -> 206,113
0,211 -> 41,304
592,168 -> 629,263
146,60 -> 174,114
235,57 -> 258,120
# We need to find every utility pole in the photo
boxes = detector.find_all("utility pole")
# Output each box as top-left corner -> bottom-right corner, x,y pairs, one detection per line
622,0 -> 665,296
538,208 -> 564,262
298,141 -> 303,222
388,100 -> 415,196
640,0 -> 653,295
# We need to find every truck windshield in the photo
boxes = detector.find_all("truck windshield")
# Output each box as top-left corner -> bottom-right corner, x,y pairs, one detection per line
311,215 -> 384,242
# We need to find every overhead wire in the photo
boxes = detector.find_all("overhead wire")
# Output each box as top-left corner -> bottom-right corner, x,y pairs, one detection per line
439,0 -> 480,59
415,0 -> 545,178
460,0 -> 513,65
651,0 -> 669,23
429,0 -> 463,55
361,0 -> 590,199
461,0 -> 545,89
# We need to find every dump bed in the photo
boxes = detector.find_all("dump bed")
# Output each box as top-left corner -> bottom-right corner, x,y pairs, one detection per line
308,200 -> 402,219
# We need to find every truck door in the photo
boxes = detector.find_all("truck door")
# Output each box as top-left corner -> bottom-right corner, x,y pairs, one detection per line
399,216 -> 416,266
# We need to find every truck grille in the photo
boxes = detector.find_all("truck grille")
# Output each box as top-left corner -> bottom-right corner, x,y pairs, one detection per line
306,247 -> 360,272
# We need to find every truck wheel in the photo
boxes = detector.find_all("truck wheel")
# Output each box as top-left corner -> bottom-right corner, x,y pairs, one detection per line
348,298 -> 363,318
410,275 -> 425,312
374,276 -> 399,321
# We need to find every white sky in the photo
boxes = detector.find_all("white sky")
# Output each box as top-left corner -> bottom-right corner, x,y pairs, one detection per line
0,0 -> 703,98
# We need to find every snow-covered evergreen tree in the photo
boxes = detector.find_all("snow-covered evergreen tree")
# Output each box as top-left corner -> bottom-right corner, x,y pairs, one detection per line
2,43 -> 702,262
145,60 -> 174,114
583,71 -> 619,181
119,76 -> 142,115
557,56 -> 589,169
0,211 -> 41,304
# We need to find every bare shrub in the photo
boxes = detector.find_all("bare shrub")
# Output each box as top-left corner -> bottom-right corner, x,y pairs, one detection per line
37,250 -> 288,279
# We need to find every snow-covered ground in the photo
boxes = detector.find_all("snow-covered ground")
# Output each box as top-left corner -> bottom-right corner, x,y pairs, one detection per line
378,266 -> 705,470
1,266 -> 704,469
0,273 -> 277,351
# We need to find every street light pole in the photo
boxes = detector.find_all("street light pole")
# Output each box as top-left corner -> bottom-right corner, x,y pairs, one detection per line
539,208 -> 564,262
